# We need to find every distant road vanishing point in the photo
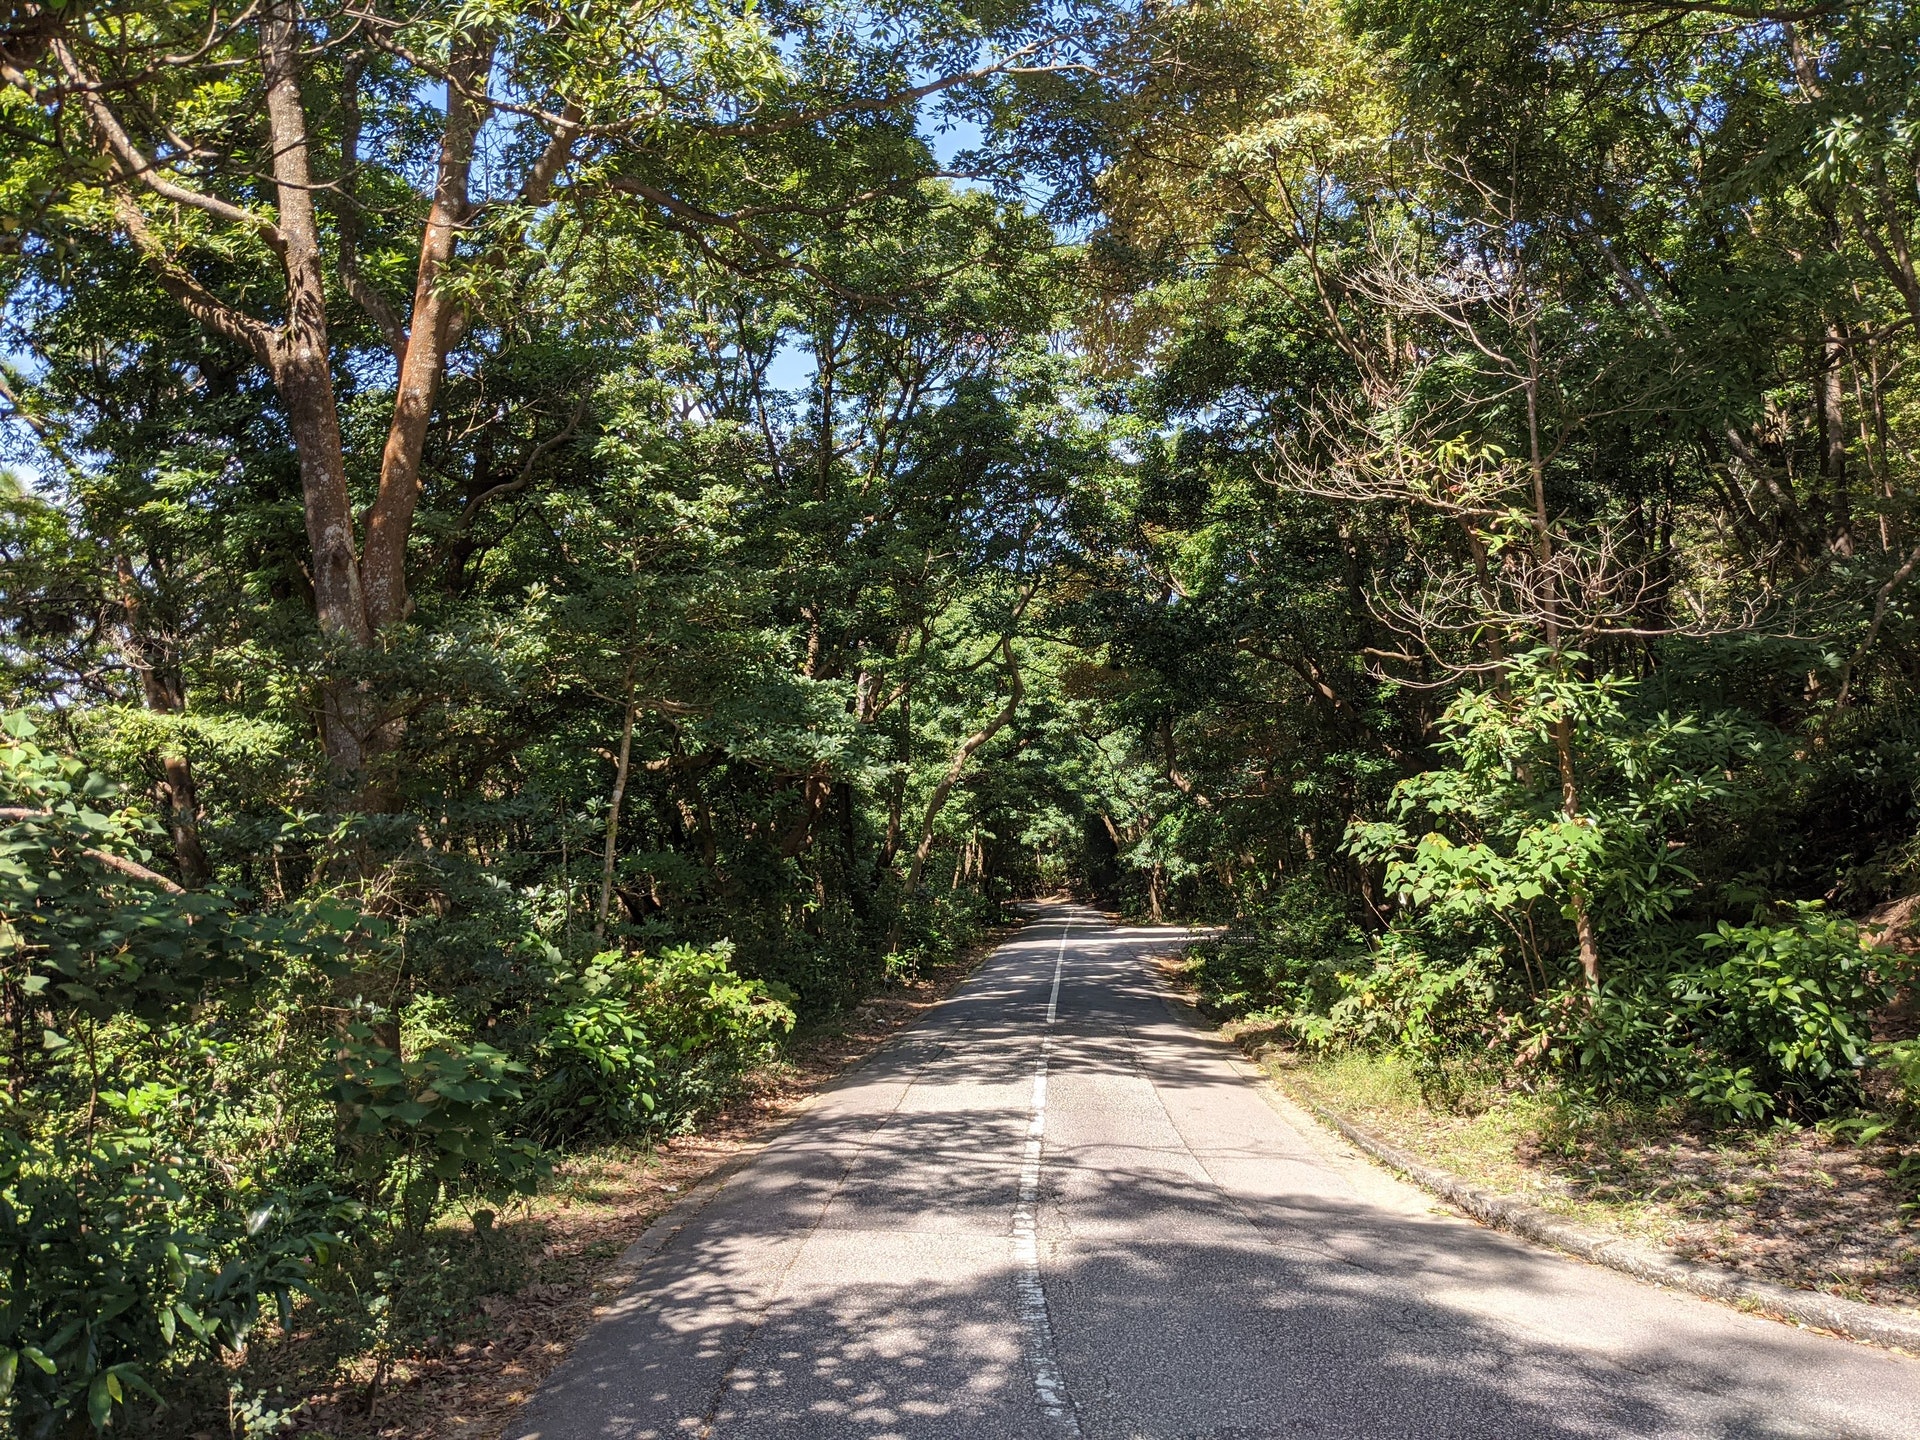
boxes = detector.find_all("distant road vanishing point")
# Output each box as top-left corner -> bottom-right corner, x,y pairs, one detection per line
508,902 -> 1920,1439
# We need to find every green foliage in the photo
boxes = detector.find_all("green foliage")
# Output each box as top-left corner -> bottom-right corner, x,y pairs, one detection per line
0,718 -> 363,1432
328,1029 -> 548,1234
523,956 -> 661,1146
632,944 -> 797,1122
1674,908 -> 1893,1122
2,716 -> 239,1019
1318,931 -> 1501,1074
522,943 -> 794,1144
16,0 -> 1920,1418
1187,664 -> 1910,1124
1186,876 -> 1369,1020
1877,1039 -> 1920,1119
1537,907 -> 1899,1126
0,1132 -> 343,1439
1346,652 -> 1774,984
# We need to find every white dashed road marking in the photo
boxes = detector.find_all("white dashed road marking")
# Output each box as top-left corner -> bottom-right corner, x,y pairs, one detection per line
1014,912 -> 1080,1433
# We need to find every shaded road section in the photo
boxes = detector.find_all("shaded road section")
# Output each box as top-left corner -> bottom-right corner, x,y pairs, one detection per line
509,904 -> 1920,1438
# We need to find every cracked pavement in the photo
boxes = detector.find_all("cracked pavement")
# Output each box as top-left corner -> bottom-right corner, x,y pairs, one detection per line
507,903 -> 1920,1439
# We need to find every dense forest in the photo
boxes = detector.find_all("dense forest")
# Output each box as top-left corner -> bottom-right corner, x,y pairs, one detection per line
5,0 -> 1920,1429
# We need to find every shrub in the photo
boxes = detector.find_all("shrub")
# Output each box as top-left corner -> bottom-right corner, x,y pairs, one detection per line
327,1028 -> 550,1235
1321,658 -> 1906,1121
1535,906 -> 1904,1123
1317,931 -> 1500,1057
1877,1037 -> 1920,1119
636,943 -> 797,1129
0,1127 -> 344,1436
1676,905 -> 1895,1120
521,944 -> 795,1144
1345,651 -> 1771,1000
1186,876 -> 1369,1021
1,717 -> 367,1434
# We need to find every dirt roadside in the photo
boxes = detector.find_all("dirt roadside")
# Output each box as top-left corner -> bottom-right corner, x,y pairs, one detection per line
283,930 -> 1011,1440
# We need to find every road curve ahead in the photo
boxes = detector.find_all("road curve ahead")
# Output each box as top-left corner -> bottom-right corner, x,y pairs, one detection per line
509,904 -> 1920,1439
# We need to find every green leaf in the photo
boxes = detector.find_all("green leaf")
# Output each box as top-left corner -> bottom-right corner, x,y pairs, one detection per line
175,1300 -> 212,1340
88,1372 -> 114,1429
115,1366 -> 160,1402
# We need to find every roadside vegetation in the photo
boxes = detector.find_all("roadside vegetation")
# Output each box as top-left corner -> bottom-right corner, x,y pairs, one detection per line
9,0 -> 1920,1432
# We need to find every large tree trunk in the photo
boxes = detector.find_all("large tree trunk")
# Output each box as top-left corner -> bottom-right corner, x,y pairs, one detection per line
33,6 -> 590,795
261,2 -> 377,777
360,34 -> 493,633
54,7 -> 510,787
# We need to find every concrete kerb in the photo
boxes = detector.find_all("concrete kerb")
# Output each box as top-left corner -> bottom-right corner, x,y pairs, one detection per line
1286,1090 -> 1920,1353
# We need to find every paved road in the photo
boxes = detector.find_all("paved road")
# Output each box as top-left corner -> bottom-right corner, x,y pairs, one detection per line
510,904 -> 1920,1439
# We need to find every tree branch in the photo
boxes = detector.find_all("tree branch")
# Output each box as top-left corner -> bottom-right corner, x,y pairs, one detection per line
0,809 -> 188,894
53,38 -> 285,247
696,40 -> 1057,139
520,103 -> 582,206
109,191 -> 277,364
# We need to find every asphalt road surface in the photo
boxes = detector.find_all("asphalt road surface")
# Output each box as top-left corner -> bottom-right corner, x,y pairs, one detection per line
509,903 -> 1920,1439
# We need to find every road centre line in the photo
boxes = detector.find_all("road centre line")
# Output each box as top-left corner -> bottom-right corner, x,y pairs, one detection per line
1013,911 -> 1080,1434
1046,913 -> 1069,1024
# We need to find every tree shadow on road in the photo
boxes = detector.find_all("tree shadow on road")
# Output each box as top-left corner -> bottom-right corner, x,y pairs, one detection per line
508,1104 -> 1914,1439
507,912 -> 1918,1440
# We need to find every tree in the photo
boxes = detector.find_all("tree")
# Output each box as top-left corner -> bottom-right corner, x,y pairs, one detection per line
1,0 -> 1091,783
